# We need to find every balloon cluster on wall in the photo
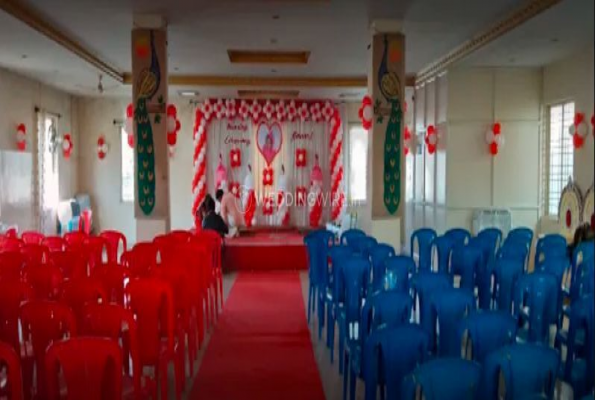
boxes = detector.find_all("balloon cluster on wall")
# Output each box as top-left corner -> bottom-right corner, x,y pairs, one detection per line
425,125 -> 439,154
404,126 -> 419,156
97,135 -> 109,160
485,122 -> 505,156
16,123 -> 27,151
359,95 -> 374,130
569,112 -> 590,149
166,105 -> 181,146
62,134 -> 73,159
125,104 -> 135,148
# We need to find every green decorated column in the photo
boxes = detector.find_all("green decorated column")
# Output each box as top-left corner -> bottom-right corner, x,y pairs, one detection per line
131,23 -> 170,239
368,32 -> 405,247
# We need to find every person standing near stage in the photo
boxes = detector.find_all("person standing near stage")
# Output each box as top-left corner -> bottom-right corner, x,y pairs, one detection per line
200,194 -> 228,238
216,189 -> 242,237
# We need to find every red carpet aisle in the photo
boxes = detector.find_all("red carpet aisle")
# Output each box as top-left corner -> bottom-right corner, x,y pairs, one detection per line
190,272 -> 325,400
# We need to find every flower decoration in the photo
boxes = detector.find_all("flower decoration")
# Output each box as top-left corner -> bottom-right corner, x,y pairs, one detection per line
287,101 -> 298,121
322,101 -> 335,121
16,123 -> 26,151
275,101 -> 287,121
229,148 -> 242,168
214,99 -> 225,120
166,104 -> 181,146
403,126 -> 419,156
485,122 -> 505,156
310,103 -> 322,122
97,135 -> 108,160
250,100 -> 263,122
238,100 -> 250,120
569,112 -> 589,149
298,103 -> 310,121
263,167 -> 274,186
201,99 -> 214,121
425,125 -> 438,155
229,181 -> 240,198
263,100 -> 275,120
296,186 -> 307,206
125,104 -> 134,148
62,133 -> 73,159
295,148 -> 307,167
359,95 -> 373,130
225,99 -> 237,119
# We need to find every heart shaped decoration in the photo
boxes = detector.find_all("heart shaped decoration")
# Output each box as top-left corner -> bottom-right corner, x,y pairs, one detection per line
257,122 -> 283,166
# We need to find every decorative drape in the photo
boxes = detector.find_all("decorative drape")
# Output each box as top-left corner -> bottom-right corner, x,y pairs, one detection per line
35,110 -> 59,234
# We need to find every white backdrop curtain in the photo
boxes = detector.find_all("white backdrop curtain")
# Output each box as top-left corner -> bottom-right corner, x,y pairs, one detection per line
206,118 -> 333,228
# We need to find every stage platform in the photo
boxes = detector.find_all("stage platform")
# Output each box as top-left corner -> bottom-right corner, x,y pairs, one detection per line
223,230 -> 308,271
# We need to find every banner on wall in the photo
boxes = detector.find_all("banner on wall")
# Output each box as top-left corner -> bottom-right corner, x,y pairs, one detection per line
192,100 -> 345,229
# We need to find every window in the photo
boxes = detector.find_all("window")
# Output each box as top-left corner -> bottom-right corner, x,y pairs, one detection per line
347,125 -> 368,203
42,116 -> 59,210
546,101 -> 575,215
121,127 -> 134,202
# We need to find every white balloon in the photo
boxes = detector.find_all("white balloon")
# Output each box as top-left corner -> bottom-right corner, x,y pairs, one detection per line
125,118 -> 133,135
495,134 -> 505,147
363,106 -> 373,121
485,130 -> 495,144
167,116 -> 177,134
577,122 -> 588,138
568,125 -> 575,137
428,134 -> 438,146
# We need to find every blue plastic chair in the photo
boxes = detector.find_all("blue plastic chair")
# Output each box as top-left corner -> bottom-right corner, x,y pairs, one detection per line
534,233 -> 567,268
304,231 -> 323,324
432,288 -> 475,356
327,245 -> 353,365
557,294 -> 594,397
368,244 -> 396,293
360,291 -> 413,348
410,271 -> 451,352
498,239 -> 530,271
430,235 -> 455,274
305,230 -> 335,337
514,272 -> 559,343
445,228 -> 471,248
349,236 -> 378,258
363,324 -> 430,400
383,256 -> 414,293
410,228 -> 437,272
478,227 -> 503,257
458,310 -> 517,363
481,343 -> 560,400
402,358 -> 481,400
569,241 -> 594,288
536,256 -> 570,323
341,229 -> 366,247
450,245 -> 483,292
492,257 -> 524,313
506,227 -> 534,249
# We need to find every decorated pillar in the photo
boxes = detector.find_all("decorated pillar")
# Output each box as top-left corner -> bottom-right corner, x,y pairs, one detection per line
131,23 -> 170,239
368,32 -> 405,245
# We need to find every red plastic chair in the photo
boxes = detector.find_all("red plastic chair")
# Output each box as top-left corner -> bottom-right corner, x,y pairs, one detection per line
92,264 -> 130,306
63,231 -> 87,248
48,249 -> 89,279
21,231 -> 45,246
153,235 -> 177,265
20,244 -> 51,265
79,209 -> 93,235
0,237 -> 23,252
45,337 -> 122,400
5,228 -> 18,239
100,231 -> 127,263
0,282 -> 33,352
0,341 -> 23,400
169,230 -> 192,243
0,251 -> 25,282
41,236 -> 66,252
82,304 -> 142,399
125,279 -> 182,400
121,243 -> 158,278
20,301 -> 77,399
191,232 -> 222,324
84,236 -> 108,273
22,264 -> 63,300
60,278 -> 107,328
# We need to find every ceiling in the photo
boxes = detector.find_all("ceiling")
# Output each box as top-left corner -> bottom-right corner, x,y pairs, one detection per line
0,0 -> 591,99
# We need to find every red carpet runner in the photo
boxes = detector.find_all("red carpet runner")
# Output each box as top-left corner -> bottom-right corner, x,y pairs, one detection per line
190,272 -> 325,400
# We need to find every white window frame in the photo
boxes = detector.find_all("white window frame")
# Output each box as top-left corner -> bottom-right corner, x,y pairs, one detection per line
120,127 -> 134,203
345,124 -> 368,205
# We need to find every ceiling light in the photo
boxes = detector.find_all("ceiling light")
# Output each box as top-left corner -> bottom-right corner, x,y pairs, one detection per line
272,15 -> 280,20
179,90 -> 199,97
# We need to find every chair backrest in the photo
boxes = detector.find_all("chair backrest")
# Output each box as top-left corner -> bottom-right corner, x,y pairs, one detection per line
481,343 -> 560,400
450,245 -> 483,291
91,263 -> 129,305
169,230 -> 193,243
535,233 -> 567,267
21,231 -> 45,245
328,245 -> 353,304
493,257 -> 524,313
22,264 -> 63,300
64,231 -> 87,248
506,227 -> 534,248
45,337 -> 122,400
445,228 -> 471,248
342,256 -> 370,339
402,358 -> 481,400
430,236 -> 454,274
568,256 -> 595,302
0,341 -> 23,400
514,272 -> 559,343
82,303 -> 141,396
410,228 -> 437,272
125,279 -> 175,367
458,310 -> 517,363
99,230 -> 127,263
0,251 -> 25,281
60,278 -> 107,327
0,282 -> 33,351
563,294 -> 594,388
571,240 -> 594,287
84,236 -> 108,272
383,255 -> 414,293
49,249 -> 89,279
432,288 -> 475,357
42,236 -> 66,252
366,324 -> 430,400
368,243 -> 396,292
340,228 -> 366,246
349,235 -> 378,257
361,291 -> 412,346
478,228 -> 503,254
21,243 -> 51,265
122,242 -> 158,278
20,301 -> 77,398
497,239 -> 530,270
0,237 -> 23,252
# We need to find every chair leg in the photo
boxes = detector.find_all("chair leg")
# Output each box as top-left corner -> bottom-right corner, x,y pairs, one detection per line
339,323 -> 345,374
349,364 -> 356,400
307,283 -> 313,323
317,296 -> 325,340
342,351 -> 349,400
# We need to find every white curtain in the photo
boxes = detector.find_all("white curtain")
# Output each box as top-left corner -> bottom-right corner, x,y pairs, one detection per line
36,110 -> 59,234
206,118 -> 332,228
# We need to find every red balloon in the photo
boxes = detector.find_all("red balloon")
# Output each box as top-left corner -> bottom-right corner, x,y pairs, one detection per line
573,133 -> 584,148
566,209 -> 572,228
493,123 -> 501,135
126,104 -> 134,118
167,104 -> 177,117
167,132 -> 177,146
175,119 -> 181,132
489,142 -> 499,155
17,123 -> 26,132
127,134 -> 134,148
98,136 -> 105,146
574,112 -> 584,126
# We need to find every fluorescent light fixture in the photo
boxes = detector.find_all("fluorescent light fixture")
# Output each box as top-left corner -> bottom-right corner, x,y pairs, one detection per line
179,90 -> 199,97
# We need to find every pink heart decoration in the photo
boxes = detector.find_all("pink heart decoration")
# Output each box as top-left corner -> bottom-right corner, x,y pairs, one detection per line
256,122 -> 283,166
